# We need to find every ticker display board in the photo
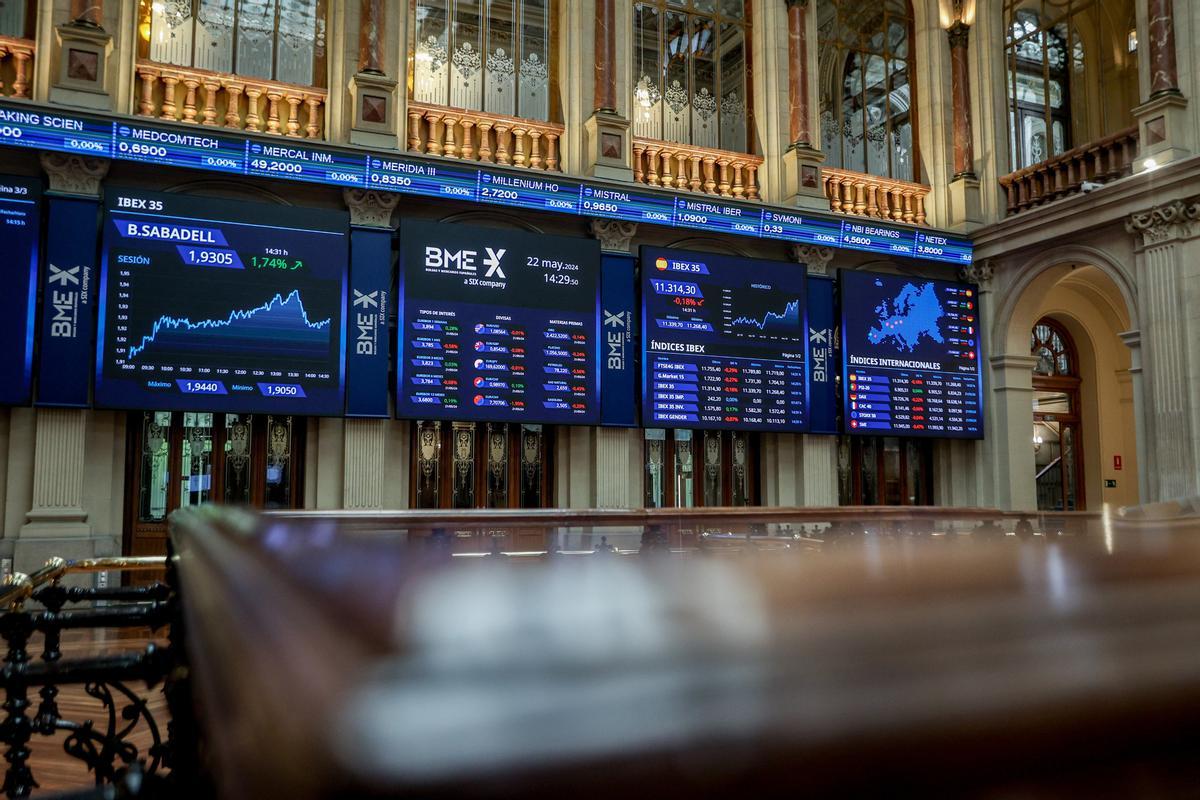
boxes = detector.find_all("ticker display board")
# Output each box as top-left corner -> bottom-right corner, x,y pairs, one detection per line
396,220 -> 601,425
0,176 -> 40,406
0,100 -> 973,266
641,247 -> 808,432
95,190 -> 349,414
840,269 -> 983,439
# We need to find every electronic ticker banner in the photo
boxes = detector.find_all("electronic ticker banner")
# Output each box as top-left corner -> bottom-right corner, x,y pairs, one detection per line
94,189 -> 349,414
0,100 -> 973,267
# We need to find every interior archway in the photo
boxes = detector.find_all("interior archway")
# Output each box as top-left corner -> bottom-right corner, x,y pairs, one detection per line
998,260 -> 1139,509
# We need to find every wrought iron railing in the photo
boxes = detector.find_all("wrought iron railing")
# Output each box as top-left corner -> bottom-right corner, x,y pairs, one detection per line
0,556 -> 178,799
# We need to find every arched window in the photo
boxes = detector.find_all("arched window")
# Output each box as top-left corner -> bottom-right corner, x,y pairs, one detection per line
412,0 -> 553,122
1004,0 -> 1138,170
1031,318 -> 1085,511
632,1 -> 751,153
817,0 -> 916,181
137,0 -> 327,87
1005,5 -> 1076,169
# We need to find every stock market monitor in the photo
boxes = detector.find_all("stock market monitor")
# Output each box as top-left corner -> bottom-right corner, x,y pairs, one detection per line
641,247 -> 808,432
95,190 -> 348,414
396,220 -> 601,425
840,269 -> 983,439
0,175 -> 40,406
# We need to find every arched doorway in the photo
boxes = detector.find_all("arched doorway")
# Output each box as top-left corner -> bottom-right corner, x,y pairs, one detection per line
1031,319 -> 1084,510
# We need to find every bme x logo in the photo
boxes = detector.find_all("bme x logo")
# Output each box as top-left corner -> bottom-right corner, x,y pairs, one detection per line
48,264 -> 80,286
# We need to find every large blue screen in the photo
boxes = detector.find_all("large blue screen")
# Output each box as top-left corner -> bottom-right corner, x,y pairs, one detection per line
95,190 -> 349,414
0,176 -> 40,406
840,269 -> 983,439
396,220 -> 601,425
640,247 -> 808,432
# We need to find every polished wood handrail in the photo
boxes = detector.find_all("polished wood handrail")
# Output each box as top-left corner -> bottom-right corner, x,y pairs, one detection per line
135,60 -> 327,138
406,101 -> 565,171
632,136 -> 763,200
0,555 -> 168,609
999,126 -> 1138,215
821,166 -> 930,225
0,35 -> 35,100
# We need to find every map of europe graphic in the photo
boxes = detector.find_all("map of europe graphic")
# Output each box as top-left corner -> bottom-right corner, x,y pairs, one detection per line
866,281 -> 946,352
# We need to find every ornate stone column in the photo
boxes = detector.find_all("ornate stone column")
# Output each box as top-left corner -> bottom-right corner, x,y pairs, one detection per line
350,0 -> 398,146
1133,0 -> 1190,168
51,0 -> 113,109
782,0 -> 827,211
584,0 -> 634,181
17,154 -> 114,575
339,189 -> 400,509
589,219 -> 640,508
1148,0 -> 1180,98
1126,199 -> 1200,501
1118,330 -> 1150,503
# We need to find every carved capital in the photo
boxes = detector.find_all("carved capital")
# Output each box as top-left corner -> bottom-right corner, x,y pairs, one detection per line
589,219 -> 638,253
342,188 -> 400,228
39,152 -> 109,196
958,259 -> 994,288
947,21 -> 970,50
790,243 -> 834,275
1126,198 -> 1200,245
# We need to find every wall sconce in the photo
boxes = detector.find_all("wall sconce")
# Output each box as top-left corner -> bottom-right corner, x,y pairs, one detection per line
1033,434 -> 1044,453
1128,29 -> 1138,53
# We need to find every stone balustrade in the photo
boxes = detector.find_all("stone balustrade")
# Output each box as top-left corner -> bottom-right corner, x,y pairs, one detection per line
632,137 -> 762,200
406,102 -> 564,171
999,126 -> 1139,216
0,36 -> 34,99
135,61 -> 326,138
821,167 -> 930,225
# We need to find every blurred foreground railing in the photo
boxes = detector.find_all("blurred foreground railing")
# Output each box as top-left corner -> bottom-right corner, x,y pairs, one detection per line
0,556 -> 184,799
165,502 -> 1200,799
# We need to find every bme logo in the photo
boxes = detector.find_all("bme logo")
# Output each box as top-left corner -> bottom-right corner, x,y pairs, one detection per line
47,264 -> 80,338
354,289 -> 383,355
604,309 -> 629,370
424,246 -> 507,278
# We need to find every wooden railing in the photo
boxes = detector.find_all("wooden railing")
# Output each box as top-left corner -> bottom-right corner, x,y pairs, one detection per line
0,36 -> 34,99
406,101 -> 564,171
821,167 -> 930,225
632,137 -> 762,200
135,61 -> 327,138
999,126 -> 1139,216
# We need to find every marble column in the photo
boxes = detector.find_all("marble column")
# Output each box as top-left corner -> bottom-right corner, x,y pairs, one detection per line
948,22 -> 975,179
786,0 -> 811,148
69,0 -> 102,26
594,0 -> 618,113
358,0 -> 385,74
1126,200 -> 1200,501
1148,0 -> 1180,97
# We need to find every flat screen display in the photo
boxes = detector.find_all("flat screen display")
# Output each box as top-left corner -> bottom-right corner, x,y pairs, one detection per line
0,175 -> 40,406
396,220 -> 601,425
840,269 -> 983,439
641,247 -> 808,432
95,190 -> 349,414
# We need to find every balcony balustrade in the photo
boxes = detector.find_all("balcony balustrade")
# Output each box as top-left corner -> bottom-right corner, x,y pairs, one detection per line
999,126 -> 1138,216
821,167 -> 930,226
632,137 -> 762,200
0,36 -> 34,99
406,101 -> 564,172
135,61 -> 327,139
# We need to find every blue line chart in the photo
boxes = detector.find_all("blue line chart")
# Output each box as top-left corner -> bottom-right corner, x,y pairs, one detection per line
127,289 -> 332,361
